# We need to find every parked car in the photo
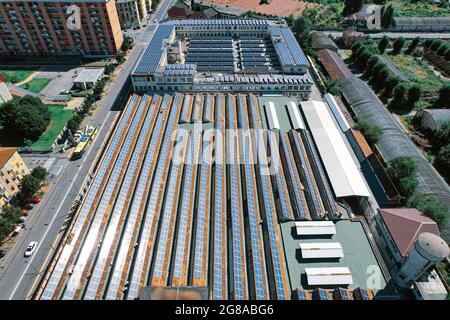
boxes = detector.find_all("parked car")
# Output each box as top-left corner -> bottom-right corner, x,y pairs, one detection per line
24,241 -> 38,257
60,89 -> 70,95
0,250 -> 6,259
24,195 -> 41,204
24,203 -> 35,211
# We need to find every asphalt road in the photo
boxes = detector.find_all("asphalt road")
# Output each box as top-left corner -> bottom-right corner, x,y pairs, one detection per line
0,0 -> 175,300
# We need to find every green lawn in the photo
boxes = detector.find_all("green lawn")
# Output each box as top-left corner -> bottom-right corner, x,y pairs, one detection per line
0,104 -> 73,151
30,105 -> 73,151
384,54 -> 445,94
19,78 -> 52,93
0,70 -> 33,83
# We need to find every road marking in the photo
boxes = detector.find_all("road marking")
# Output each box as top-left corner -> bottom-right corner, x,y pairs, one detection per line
8,111 -> 115,300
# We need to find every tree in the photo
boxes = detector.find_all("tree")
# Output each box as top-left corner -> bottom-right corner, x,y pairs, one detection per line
378,35 -> 390,54
343,0 -> 364,16
0,205 -> 22,242
430,40 -> 443,52
387,156 -> 418,182
435,121 -> 450,145
406,37 -> 420,54
438,144 -> 450,166
31,166 -> 48,181
0,95 -> 51,141
120,37 -> 134,52
325,79 -> 342,96
286,14 -> 295,27
392,37 -> 405,55
356,119 -> 382,145
434,83 -> 450,109
406,85 -> 422,110
93,79 -> 106,99
382,75 -> 400,99
104,64 -> 116,76
408,194 -> 449,229
387,156 -> 419,198
116,51 -> 125,64
373,67 -> 390,92
368,62 -> 385,85
19,174 -> 41,198
381,4 -> 394,28
389,83 -> 408,109
293,17 -> 310,36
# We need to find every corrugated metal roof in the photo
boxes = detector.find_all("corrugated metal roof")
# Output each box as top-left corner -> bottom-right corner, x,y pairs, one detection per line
299,243 -> 344,259
341,77 -> 450,242
301,100 -> 371,198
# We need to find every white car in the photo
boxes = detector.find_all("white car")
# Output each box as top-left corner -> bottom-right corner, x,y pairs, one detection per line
24,241 -> 38,257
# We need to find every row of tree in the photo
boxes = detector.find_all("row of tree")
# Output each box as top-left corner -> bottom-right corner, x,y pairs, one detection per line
0,167 -> 48,242
424,39 -> 450,61
351,39 -> 422,111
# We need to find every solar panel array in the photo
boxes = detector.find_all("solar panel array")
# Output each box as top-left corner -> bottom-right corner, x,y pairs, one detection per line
134,25 -> 175,74
39,93 -> 342,301
227,94 -> 248,300
289,131 -> 325,219
269,27 -> 309,68
186,38 -> 235,72
239,39 -> 280,72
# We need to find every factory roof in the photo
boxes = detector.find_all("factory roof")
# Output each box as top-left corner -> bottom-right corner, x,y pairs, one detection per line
414,109 -> 450,132
316,49 -> 353,80
310,31 -> 338,51
300,100 -> 370,198
281,220 -> 391,295
269,27 -> 309,67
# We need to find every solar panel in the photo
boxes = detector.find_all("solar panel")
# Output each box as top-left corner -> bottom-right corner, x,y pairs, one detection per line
227,94 -> 248,300
237,94 -> 270,300
279,132 -> 310,220
104,95 -> 170,300
126,94 -> 184,300
41,95 -> 142,300
151,130 -> 189,286
289,131 -> 325,219
83,95 -> 159,300
247,95 -> 290,300
62,95 -> 151,300
171,129 -> 201,286
212,93 -> 227,300
267,132 -> 295,221
192,132 -> 214,286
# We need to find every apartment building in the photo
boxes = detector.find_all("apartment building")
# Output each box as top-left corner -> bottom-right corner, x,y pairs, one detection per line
0,0 -> 123,57
0,148 -> 30,206
116,0 -> 150,29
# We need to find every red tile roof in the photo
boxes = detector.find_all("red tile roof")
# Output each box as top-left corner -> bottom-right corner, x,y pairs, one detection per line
378,208 -> 440,257
0,147 -> 17,169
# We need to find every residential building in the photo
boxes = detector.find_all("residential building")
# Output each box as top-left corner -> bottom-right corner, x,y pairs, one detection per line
0,0 -> 123,57
116,0 -> 150,29
0,147 -> 30,206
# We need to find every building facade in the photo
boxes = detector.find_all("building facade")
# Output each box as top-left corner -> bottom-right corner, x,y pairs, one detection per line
0,0 -> 123,57
116,0 -> 149,29
0,148 -> 30,206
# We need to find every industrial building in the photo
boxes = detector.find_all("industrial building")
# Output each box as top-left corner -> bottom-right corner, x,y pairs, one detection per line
37,92 -> 393,300
131,19 -> 313,97
0,0 -> 123,57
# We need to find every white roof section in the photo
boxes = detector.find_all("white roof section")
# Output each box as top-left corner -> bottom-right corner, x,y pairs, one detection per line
301,100 -> 370,198
73,68 -> 104,84
305,267 -> 353,286
295,221 -> 336,236
286,101 -> 305,130
299,242 -> 344,259
265,101 -> 280,129
324,93 -> 350,132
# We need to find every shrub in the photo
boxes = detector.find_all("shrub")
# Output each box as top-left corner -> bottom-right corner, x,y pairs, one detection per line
356,119 -> 382,145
